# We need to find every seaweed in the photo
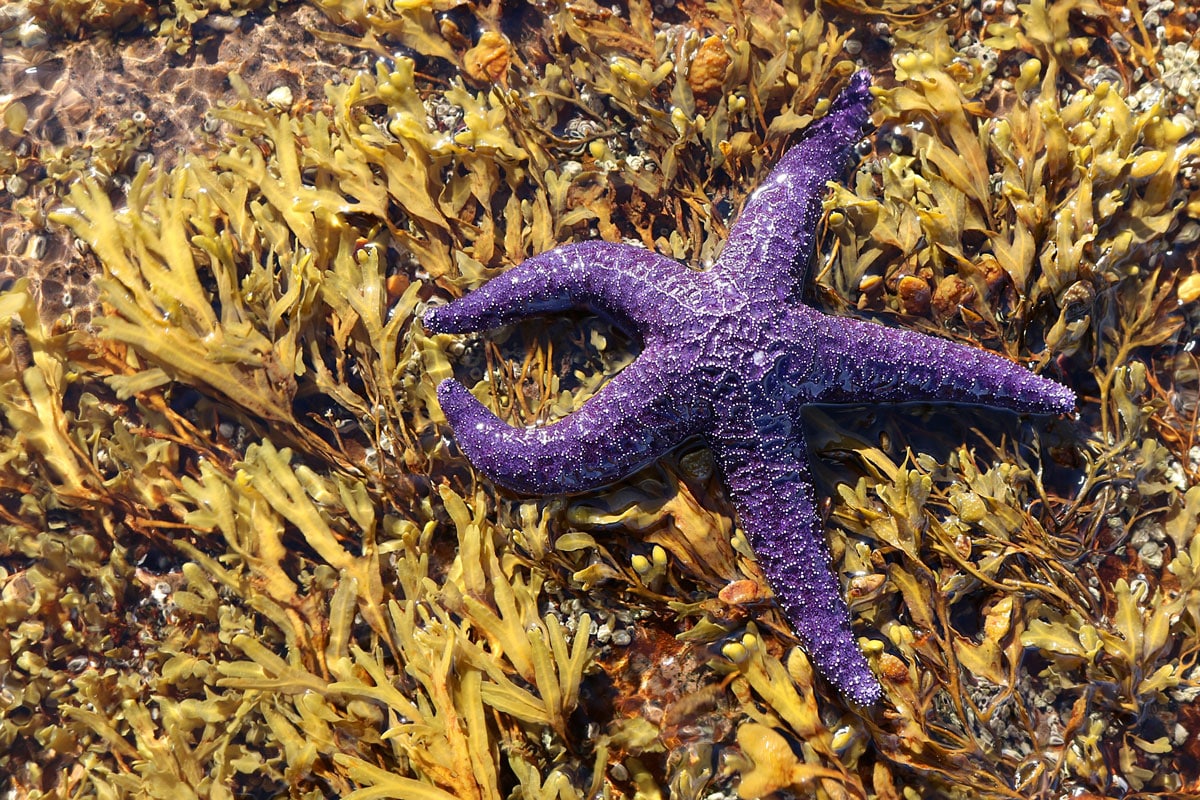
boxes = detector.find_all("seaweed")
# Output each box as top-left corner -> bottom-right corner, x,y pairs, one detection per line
3,0 -> 1199,796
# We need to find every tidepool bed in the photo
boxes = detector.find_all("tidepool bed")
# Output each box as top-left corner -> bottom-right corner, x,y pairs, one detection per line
1,0 -> 1199,798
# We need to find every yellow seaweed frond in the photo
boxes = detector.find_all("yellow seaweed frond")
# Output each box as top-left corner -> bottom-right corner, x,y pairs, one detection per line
0,282 -> 99,501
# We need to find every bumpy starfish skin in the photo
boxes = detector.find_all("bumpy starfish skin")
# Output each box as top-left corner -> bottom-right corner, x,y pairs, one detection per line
424,71 -> 1075,705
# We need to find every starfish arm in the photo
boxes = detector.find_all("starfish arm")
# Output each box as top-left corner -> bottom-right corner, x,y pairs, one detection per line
437,351 -> 705,495
709,397 -> 883,705
424,240 -> 700,339
715,71 -> 873,300
807,315 -> 1076,414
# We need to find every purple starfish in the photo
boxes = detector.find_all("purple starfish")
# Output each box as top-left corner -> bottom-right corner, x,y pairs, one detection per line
424,71 -> 1074,705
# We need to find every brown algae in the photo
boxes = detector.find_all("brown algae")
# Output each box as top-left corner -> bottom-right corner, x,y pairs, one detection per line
2,0 -> 1200,797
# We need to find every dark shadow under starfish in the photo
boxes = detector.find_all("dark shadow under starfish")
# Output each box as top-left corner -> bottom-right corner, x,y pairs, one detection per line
424,71 -> 1074,705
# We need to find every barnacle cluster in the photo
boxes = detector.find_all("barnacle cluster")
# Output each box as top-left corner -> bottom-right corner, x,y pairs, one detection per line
2,0 -> 1199,797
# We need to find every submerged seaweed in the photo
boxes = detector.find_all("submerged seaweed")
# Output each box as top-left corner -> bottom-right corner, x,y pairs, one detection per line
1,0 -> 1199,797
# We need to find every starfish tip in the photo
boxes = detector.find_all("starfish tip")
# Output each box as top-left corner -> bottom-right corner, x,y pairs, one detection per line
809,70 -> 873,148
1051,385 -> 1077,414
435,378 -> 472,413
846,675 -> 884,707
832,70 -> 874,115
846,68 -> 872,95
1030,375 -> 1076,415
422,304 -> 445,332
